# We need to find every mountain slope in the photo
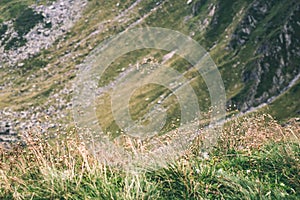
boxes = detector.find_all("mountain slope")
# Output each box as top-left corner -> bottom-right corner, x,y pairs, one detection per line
0,0 -> 299,144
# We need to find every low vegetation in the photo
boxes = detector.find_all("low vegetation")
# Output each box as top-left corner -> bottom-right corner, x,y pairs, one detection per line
0,114 -> 299,199
13,7 -> 44,37
0,0 -> 299,199
4,7 -> 44,51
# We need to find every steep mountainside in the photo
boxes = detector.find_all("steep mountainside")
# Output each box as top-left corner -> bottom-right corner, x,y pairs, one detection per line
0,0 -> 299,146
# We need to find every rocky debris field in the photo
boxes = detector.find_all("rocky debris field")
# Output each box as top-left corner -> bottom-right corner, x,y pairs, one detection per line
0,0 -> 87,66
0,0 -> 87,148
0,121 -> 18,149
0,85 -> 74,149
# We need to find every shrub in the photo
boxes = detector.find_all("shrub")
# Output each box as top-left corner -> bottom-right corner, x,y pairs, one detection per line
4,37 -> 27,50
0,24 -> 8,37
14,7 -> 44,36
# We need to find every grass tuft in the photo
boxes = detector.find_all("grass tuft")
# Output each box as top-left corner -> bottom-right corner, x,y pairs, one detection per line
0,114 -> 299,199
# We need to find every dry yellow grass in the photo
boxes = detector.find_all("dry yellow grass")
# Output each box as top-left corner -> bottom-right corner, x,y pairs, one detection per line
0,114 -> 299,199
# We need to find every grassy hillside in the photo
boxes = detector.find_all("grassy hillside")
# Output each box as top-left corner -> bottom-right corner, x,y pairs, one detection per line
264,80 -> 300,121
0,114 -> 299,199
0,0 -> 300,199
0,0 -> 299,127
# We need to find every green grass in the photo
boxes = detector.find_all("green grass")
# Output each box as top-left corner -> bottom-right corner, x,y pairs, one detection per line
1,114 -> 299,199
263,80 -> 300,122
0,0 -> 300,197
0,0 -> 299,122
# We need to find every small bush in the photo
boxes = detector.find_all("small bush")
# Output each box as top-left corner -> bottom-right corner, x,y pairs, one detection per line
14,8 -> 44,36
8,3 -> 27,19
4,37 -> 27,50
0,24 -> 8,37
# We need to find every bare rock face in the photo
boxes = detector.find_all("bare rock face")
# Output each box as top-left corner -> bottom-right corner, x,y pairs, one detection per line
0,0 -> 87,66
229,0 -> 300,111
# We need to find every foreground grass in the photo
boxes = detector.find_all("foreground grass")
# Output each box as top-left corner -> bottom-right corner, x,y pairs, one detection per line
0,114 -> 299,199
